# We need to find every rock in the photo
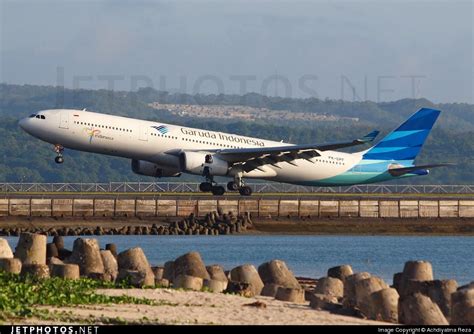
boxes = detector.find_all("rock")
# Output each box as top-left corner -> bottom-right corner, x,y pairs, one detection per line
100,250 -> 118,282
275,287 -> 306,303
368,288 -> 399,323
88,272 -> 113,281
225,281 -> 255,297
155,278 -> 170,288
0,238 -> 14,258
402,260 -> 434,281
314,277 -> 344,298
106,243 -> 118,258
117,247 -> 154,286
399,260 -> 433,294
66,238 -> 104,276
20,264 -> 50,279
52,236 -> 64,250
51,263 -> 80,280
163,261 -> 175,281
15,233 -> 47,265
355,276 -> 389,316
46,243 -> 59,258
206,265 -> 228,282
261,283 -> 283,297
392,272 -> 403,292
399,279 -> 458,318
343,272 -> 371,309
451,288 -> 474,325
173,252 -> 210,280
327,265 -> 353,282
309,293 -> 340,311
47,257 -> 64,271
258,260 -> 300,289
0,258 -> 22,274
230,264 -> 264,296
203,278 -> 228,293
58,248 -> 72,261
151,266 -> 164,280
118,269 -> 153,287
399,293 -> 448,325
173,274 -> 203,291
457,281 -> 474,291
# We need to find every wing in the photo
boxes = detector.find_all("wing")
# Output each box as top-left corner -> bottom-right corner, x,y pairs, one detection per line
214,130 -> 379,172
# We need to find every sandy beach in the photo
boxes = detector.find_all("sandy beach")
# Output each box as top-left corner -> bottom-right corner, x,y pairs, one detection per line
29,288 -> 389,325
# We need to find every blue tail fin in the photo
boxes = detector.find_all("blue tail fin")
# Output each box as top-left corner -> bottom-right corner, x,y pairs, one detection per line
362,108 -> 441,162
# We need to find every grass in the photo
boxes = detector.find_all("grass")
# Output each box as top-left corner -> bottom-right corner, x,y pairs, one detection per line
0,271 -> 159,321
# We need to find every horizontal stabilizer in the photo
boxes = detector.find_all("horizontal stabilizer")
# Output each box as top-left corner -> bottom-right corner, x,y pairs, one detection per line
388,163 -> 455,177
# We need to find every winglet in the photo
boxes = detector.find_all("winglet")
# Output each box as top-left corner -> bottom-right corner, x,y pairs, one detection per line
358,130 -> 379,143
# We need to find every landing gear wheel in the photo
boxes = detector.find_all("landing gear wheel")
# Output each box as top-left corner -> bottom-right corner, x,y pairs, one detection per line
239,186 -> 252,196
227,181 -> 239,191
199,182 -> 213,192
211,186 -> 225,196
53,145 -> 65,164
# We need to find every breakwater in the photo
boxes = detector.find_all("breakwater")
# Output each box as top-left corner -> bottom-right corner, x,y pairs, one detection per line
0,233 -> 473,325
1,197 -> 474,218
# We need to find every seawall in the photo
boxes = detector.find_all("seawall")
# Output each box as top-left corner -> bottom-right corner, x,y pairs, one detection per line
1,197 -> 474,219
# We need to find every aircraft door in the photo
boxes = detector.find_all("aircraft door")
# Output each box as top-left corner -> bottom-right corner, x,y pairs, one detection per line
139,125 -> 149,141
59,111 -> 69,129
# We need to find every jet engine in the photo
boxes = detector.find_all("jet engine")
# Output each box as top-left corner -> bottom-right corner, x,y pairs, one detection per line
179,152 -> 229,176
131,159 -> 181,177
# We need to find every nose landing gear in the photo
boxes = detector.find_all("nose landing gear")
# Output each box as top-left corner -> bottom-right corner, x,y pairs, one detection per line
53,145 -> 64,164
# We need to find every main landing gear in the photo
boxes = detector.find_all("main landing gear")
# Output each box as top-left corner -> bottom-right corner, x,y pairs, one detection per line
227,181 -> 252,196
53,145 -> 64,164
199,166 -> 226,196
199,168 -> 252,196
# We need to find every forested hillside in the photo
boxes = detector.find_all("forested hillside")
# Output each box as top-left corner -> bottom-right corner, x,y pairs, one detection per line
0,84 -> 472,184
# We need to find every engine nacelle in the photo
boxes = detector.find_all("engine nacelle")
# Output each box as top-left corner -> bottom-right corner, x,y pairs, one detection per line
131,160 -> 181,177
179,152 -> 229,176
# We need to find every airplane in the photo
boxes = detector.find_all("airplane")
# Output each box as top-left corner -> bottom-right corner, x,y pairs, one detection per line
19,107 -> 451,196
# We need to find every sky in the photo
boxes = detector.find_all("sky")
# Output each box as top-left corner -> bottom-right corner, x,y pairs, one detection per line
1,0 -> 473,103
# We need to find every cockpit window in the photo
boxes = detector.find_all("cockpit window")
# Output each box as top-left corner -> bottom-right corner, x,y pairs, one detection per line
40,115 -> 46,119
29,114 -> 36,118
36,115 -> 40,118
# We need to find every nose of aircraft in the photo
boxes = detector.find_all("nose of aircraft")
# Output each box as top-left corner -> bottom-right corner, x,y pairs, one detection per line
19,117 -> 26,129
19,116 -> 34,134
19,117 -> 28,131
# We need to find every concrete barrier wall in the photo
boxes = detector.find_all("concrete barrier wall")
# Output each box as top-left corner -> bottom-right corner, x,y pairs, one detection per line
0,197 -> 473,218
52,199 -> 72,217
94,199 -> 115,217
0,199 -> 10,216
31,199 -> 52,217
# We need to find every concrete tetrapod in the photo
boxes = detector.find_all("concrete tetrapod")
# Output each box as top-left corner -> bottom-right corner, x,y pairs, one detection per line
230,264 -> 264,296
327,265 -> 353,282
66,238 -> 104,277
0,238 -> 14,258
398,293 -> 448,325
117,247 -> 154,287
15,233 -> 47,265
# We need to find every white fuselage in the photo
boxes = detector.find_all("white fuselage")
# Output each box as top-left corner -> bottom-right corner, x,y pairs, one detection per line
19,109 -> 363,185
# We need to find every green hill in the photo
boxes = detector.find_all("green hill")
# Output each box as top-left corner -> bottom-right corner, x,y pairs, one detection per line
0,83 -> 472,184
